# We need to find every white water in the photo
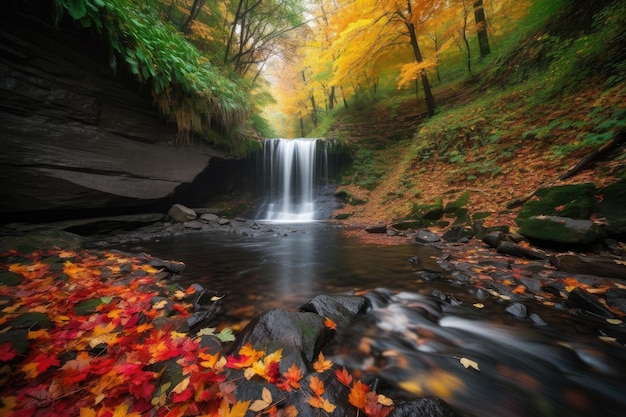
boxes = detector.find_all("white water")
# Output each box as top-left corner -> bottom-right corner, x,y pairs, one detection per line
256,138 -> 331,223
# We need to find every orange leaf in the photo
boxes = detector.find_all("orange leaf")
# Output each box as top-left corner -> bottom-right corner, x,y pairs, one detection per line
308,396 -> 336,412
335,367 -> 353,387
324,317 -> 337,330
280,363 -> 303,390
309,375 -> 326,397
313,352 -> 333,373
348,380 -> 369,409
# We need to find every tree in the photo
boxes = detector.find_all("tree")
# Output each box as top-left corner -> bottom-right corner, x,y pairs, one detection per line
473,0 -> 490,57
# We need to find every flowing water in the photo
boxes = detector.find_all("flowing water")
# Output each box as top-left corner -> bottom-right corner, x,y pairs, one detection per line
123,139 -> 626,416
129,224 -> 626,417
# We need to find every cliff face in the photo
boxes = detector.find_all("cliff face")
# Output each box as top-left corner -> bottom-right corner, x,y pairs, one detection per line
0,2 -> 228,221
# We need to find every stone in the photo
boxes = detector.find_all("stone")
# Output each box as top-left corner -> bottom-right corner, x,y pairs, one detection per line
566,287 -> 614,318
300,294 -> 369,328
229,309 -> 333,363
414,229 -> 441,243
168,204 -> 197,222
482,231 -> 507,248
606,289 -> 626,314
412,197 -> 444,220
518,215 -> 605,244
550,253 -> 626,279
183,220 -> 204,229
505,302 -> 528,319
390,398 -> 459,417
516,183 -> 597,222
200,213 -> 219,222
595,180 -> 626,235
365,224 -> 387,234
529,313 -> 548,326
496,241 -> 547,260
442,225 -> 474,242
218,218 -> 231,226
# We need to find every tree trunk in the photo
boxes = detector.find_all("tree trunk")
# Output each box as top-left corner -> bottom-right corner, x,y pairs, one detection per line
181,0 -> 207,33
406,21 -> 435,117
473,0 -> 491,58
328,86 -> 335,110
310,94 -> 318,127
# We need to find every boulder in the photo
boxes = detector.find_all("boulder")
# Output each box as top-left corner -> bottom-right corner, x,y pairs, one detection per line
595,180 -> 626,234
518,215 -> 604,244
168,204 -> 197,222
496,241 -> 547,260
516,183 -> 597,222
566,287 -> 614,318
442,225 -> 474,243
365,224 -> 387,234
415,229 -> 441,243
550,253 -> 626,279
300,294 -> 370,328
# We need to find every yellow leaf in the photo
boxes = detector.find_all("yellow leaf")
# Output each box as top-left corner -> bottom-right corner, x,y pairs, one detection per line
172,376 -> 190,394
152,300 -> 168,310
398,369 -> 465,400
219,400 -> 251,417
606,318 -> 623,325
377,394 -> 394,406
79,408 -> 96,417
472,303 -> 485,309
459,357 -> 480,371
249,387 -> 273,412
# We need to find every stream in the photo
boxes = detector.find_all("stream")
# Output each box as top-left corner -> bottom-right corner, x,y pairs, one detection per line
118,222 -> 626,417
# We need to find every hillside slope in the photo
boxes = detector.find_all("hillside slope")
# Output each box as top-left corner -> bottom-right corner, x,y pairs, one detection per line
331,0 -> 626,230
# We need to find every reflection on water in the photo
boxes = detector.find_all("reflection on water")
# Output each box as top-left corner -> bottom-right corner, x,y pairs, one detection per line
121,223 -> 626,417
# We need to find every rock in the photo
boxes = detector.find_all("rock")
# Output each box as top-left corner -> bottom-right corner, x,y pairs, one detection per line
606,289 -> 626,314
482,231 -> 507,248
200,213 -> 219,222
496,241 -> 547,260
300,294 -> 369,328
0,4 -> 227,218
218,218 -> 230,226
566,287 -> 614,318
518,215 -> 605,244
392,220 -> 423,230
365,224 -> 387,233
415,229 -> 441,243
595,180 -> 626,235
390,397 -> 459,417
442,225 -> 474,243
229,309 -> 333,363
411,198 -> 444,221
516,183 -> 597,221
550,253 -> 626,279
529,313 -> 548,326
183,220 -> 204,229
444,191 -> 470,214
168,204 -> 197,222
505,302 -> 528,319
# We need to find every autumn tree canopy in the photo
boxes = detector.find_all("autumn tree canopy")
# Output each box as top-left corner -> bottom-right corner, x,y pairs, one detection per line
267,0 -> 532,136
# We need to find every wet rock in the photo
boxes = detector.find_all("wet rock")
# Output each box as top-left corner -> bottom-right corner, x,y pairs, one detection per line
505,302 -> 528,319
390,397 -> 459,417
365,224 -> 387,233
550,253 -> 626,279
496,241 -> 547,260
183,220 -> 204,229
387,228 -> 399,236
300,294 -> 369,328
415,229 -> 441,243
167,204 -> 197,222
605,288 -> 626,314
442,225 -> 474,243
566,287 -> 614,318
230,309 -> 333,362
482,231 -> 507,248
218,218 -> 230,226
519,277 -> 542,292
519,215 -> 605,244
199,213 -> 219,222
150,258 -> 186,274
529,313 -> 548,326
418,272 -> 443,282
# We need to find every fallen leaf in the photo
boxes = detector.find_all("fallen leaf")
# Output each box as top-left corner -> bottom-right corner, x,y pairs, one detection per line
606,318 -> 623,325
313,352 -> 333,373
459,357 -> 480,371
250,387 -> 273,412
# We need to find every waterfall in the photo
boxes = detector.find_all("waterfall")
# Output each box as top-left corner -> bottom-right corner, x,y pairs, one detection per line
255,138 -> 340,223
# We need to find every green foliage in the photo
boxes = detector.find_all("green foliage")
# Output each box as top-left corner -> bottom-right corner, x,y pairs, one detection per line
54,0 -> 252,151
343,149 -> 389,190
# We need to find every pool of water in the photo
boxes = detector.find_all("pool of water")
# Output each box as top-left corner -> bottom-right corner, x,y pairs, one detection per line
116,222 -> 626,417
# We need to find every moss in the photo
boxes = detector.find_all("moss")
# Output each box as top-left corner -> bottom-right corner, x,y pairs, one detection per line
516,183 -> 597,227
412,197 -> 444,220
444,190 -> 471,213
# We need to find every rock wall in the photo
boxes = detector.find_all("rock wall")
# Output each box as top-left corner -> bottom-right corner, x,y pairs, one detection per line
0,1 -> 229,221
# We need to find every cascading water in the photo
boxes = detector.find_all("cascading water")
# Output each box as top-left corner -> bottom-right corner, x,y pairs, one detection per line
255,138 -> 340,222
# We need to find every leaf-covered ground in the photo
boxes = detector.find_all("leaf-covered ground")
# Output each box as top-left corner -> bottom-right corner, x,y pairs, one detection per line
0,248 -> 393,417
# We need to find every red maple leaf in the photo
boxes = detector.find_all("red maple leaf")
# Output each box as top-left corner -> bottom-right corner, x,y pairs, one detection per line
0,342 -> 18,361
335,367 -> 353,387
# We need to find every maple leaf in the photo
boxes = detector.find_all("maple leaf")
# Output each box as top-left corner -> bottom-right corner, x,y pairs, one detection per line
309,375 -> 326,397
313,352 -> 333,373
227,343 -> 265,369
219,400 -> 251,417
335,367 -> 353,387
308,396 -> 336,412
251,349 -> 283,383
349,380 -> 369,409
21,352 -> 60,379
278,363 -> 302,391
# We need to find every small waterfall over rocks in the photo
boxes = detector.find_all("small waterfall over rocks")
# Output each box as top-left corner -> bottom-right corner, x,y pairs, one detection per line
255,138 -> 343,222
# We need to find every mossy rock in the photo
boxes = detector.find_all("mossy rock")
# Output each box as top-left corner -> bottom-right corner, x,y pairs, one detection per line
412,197 -> 443,220
518,215 -> 605,244
392,220 -> 423,230
0,271 -> 23,286
334,213 -> 353,220
595,180 -> 626,234
444,190 -> 470,214
516,183 -> 597,227
452,208 -> 471,225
